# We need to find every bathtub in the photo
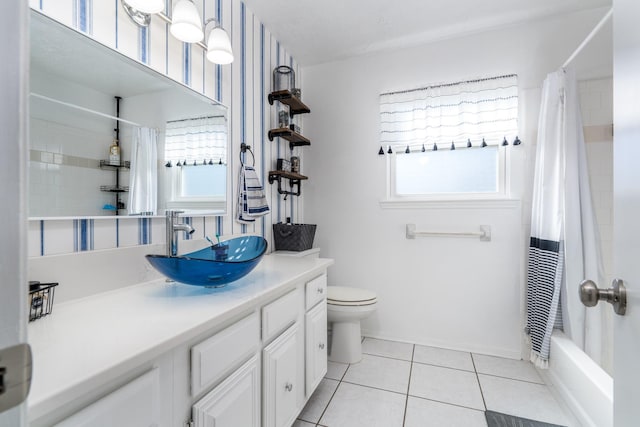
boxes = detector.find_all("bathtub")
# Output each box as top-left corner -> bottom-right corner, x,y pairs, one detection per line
538,331 -> 613,427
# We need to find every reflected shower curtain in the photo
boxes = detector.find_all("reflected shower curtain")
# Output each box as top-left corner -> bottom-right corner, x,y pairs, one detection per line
527,69 -> 605,368
129,127 -> 158,215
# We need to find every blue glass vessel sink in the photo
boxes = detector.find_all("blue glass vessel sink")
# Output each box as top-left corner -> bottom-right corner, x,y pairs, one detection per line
146,236 -> 268,287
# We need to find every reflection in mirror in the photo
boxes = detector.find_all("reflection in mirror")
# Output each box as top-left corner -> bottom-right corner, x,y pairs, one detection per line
164,115 -> 227,211
28,10 -> 228,218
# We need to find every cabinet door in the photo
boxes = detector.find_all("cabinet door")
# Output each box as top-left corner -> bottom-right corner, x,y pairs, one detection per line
192,355 -> 260,427
54,369 -> 160,427
263,323 -> 302,427
305,302 -> 328,396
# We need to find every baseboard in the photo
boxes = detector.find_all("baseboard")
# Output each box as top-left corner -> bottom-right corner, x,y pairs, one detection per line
360,330 -> 522,360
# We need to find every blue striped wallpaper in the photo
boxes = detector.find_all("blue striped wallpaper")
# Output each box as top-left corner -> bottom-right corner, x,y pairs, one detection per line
29,0 -> 303,257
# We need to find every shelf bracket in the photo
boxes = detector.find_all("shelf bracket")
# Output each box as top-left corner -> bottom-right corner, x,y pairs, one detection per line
268,173 -> 302,197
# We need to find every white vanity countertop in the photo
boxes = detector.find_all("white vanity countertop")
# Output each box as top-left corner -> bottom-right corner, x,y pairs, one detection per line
27,254 -> 333,419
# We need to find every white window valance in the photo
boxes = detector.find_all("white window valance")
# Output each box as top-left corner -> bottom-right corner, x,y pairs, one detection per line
164,115 -> 227,164
379,74 -> 518,149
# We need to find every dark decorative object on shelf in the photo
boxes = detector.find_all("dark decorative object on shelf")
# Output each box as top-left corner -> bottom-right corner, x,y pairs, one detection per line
481,138 -> 488,147
513,136 -> 522,146
467,139 -> 472,148
433,143 -> 438,151
502,137 -> 509,146
405,145 -> 410,154
450,141 -> 456,150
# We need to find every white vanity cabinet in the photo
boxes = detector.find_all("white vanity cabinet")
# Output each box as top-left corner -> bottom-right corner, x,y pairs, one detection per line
28,256 -> 334,427
304,274 -> 328,395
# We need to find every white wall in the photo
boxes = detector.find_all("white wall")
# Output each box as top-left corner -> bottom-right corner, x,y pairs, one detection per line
303,7 -> 612,357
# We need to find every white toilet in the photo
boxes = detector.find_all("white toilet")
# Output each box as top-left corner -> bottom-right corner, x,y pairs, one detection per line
327,286 -> 378,364
272,248 -> 378,364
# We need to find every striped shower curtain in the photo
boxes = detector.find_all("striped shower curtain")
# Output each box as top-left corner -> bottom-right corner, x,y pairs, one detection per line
527,69 -> 604,368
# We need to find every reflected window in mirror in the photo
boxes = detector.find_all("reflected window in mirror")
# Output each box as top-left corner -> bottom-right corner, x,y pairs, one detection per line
165,115 -> 228,212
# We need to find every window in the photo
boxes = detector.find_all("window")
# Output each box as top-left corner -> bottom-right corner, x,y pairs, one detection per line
164,115 -> 227,211
380,74 -> 518,200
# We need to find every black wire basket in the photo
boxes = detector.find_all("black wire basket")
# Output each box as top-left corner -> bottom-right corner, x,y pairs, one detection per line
29,281 -> 59,322
273,223 -> 316,251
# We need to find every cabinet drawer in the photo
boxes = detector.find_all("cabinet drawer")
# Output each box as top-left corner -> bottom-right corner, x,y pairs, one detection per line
305,274 -> 327,310
191,312 -> 260,397
262,288 -> 300,343
54,368 -> 160,427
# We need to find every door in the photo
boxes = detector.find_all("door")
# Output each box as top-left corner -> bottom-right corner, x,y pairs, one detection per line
0,0 -> 29,425
305,302 -> 328,396
192,356 -> 260,427
263,323 -> 302,427
613,1 -> 640,426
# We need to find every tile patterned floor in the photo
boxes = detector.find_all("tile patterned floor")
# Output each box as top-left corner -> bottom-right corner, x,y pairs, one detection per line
294,337 -> 580,427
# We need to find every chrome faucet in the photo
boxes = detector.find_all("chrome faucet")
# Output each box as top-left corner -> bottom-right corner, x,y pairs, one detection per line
166,210 -> 195,257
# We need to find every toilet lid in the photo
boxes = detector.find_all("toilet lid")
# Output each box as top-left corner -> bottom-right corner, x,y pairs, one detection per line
327,286 -> 377,306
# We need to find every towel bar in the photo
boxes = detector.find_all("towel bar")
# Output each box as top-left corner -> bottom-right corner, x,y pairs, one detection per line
405,224 -> 491,242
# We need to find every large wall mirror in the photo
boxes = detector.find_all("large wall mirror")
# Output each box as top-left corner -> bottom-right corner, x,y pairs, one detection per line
29,10 -> 228,218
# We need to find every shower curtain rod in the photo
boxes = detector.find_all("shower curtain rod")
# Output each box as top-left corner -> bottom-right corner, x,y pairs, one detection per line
562,8 -> 612,69
30,93 -> 143,127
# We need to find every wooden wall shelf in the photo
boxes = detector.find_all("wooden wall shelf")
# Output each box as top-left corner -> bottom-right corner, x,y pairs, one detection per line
268,170 -> 308,197
268,90 -> 310,117
267,128 -> 311,149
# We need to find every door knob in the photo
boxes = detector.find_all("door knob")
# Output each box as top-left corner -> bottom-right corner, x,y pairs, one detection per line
579,278 -> 627,315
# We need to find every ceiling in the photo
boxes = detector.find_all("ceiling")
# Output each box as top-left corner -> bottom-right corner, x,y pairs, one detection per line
243,0 -> 612,66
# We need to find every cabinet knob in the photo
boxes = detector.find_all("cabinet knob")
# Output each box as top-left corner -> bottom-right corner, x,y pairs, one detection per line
317,287 -> 324,294
319,343 -> 325,350
285,382 -> 293,392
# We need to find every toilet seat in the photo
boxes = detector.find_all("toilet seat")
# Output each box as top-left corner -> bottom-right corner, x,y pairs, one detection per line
327,286 -> 377,306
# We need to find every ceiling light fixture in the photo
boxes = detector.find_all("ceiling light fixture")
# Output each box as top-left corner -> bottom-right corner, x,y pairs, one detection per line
120,0 -> 234,65
170,0 -> 204,43
205,21 -> 234,65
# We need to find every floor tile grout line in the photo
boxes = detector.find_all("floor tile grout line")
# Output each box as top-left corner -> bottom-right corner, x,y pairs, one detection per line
313,362 -> 350,426
411,359 -> 476,373
407,393 -> 488,413
340,379 -> 409,397
402,344 -> 416,427
470,353 -> 488,411
476,371 -> 546,386
362,350 -> 413,363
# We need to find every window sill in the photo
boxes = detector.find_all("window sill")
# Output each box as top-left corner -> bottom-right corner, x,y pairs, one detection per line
379,198 -> 521,209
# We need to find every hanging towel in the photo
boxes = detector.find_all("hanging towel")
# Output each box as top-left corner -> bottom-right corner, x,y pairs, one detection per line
129,127 -> 158,215
237,165 -> 269,224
